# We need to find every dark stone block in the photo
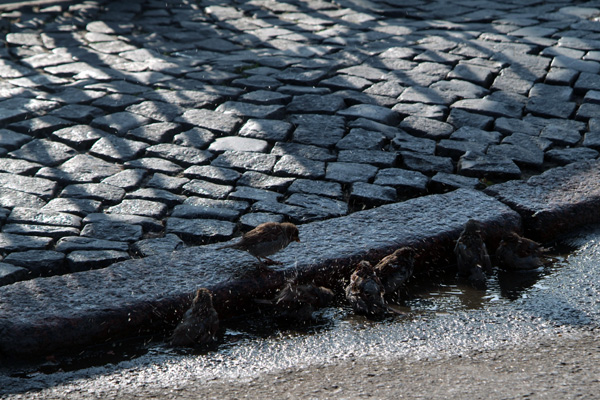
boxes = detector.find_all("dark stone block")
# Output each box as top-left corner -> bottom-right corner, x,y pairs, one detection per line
81,221 -> 143,241
485,160 -> 600,241
129,122 -> 181,144
176,109 -> 242,135
374,168 -> 429,193
101,169 -> 147,190
239,119 -> 292,142
165,218 -> 235,243
91,112 -> 151,135
42,198 -> 101,216
437,139 -> 488,159
61,183 -> 125,204
229,186 -> 283,203
171,204 -> 240,221
336,128 -> 386,150
124,158 -> 184,174
131,234 -> 184,257
146,173 -> 189,191
545,147 -> 599,165
0,233 -> 52,252
457,152 -> 521,180
337,149 -> 397,167
400,116 -> 454,139
2,224 -> 79,239
0,173 -> 57,200
216,101 -> 285,119
271,142 -> 335,161
325,162 -> 378,183
285,193 -> 348,218
446,108 -> 493,130
237,171 -> 294,191
239,213 -> 285,230
145,143 -> 213,166
89,135 -> 149,162
55,236 -> 129,253
183,179 -> 233,200
67,250 -> 130,272
107,199 -> 168,219
273,155 -> 326,178
287,94 -> 345,114
0,262 -> 28,286
487,144 -> 544,168
212,151 -> 277,173
173,128 -> 215,149
9,139 -> 77,167
3,250 -> 66,277
7,207 -> 81,228
288,179 -> 343,199
540,125 -> 582,146
37,154 -> 122,184
350,182 -> 397,206
126,188 -> 184,206
429,172 -> 485,193
290,114 -> 345,148
401,152 -> 454,174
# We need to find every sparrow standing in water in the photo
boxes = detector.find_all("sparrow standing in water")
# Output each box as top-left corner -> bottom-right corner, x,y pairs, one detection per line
171,288 -> 219,347
454,219 -> 492,289
218,222 -> 300,265
257,282 -> 335,322
345,261 -> 388,319
496,231 -> 545,270
374,247 -> 416,295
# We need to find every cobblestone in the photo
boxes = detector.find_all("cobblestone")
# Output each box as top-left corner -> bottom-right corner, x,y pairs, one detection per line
0,0 -> 598,289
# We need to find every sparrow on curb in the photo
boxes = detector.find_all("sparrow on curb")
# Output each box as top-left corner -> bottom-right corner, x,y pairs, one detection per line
171,288 -> 219,347
374,247 -> 416,295
345,261 -> 388,319
218,222 -> 300,265
256,282 -> 335,322
454,219 -> 492,289
495,231 -> 545,271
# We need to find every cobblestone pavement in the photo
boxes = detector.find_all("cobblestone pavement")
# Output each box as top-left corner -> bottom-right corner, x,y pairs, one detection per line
0,0 -> 599,285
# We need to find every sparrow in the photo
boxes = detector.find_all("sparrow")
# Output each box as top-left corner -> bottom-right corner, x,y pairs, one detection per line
345,261 -> 388,319
218,222 -> 300,265
256,282 -> 335,322
171,288 -> 219,347
374,247 -> 416,295
454,219 -> 492,289
495,231 -> 545,270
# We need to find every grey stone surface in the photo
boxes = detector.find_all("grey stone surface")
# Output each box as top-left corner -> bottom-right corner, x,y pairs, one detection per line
131,234 -> 184,257
325,162 -> 378,183
1,0 -> 600,339
2,250 -> 66,277
165,218 -> 235,243
66,250 -> 130,272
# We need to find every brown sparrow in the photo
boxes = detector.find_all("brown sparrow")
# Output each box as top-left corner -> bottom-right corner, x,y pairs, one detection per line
257,282 -> 334,322
496,231 -> 544,270
455,219 -> 492,289
218,222 -> 300,265
171,288 -> 219,347
345,261 -> 388,319
374,247 -> 416,295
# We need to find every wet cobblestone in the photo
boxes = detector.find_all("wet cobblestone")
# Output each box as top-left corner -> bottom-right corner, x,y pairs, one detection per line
0,0 -> 599,285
